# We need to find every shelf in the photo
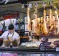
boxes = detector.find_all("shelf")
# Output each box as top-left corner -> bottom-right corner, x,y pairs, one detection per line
0,46 -> 56,53
39,36 -> 59,38
32,34 -> 59,38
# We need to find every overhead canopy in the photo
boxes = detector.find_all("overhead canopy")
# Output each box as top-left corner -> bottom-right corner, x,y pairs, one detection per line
0,0 -> 59,4
0,0 -> 59,19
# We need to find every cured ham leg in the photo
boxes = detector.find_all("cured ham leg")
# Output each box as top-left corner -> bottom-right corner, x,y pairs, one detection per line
55,9 -> 59,34
49,7 -> 55,35
43,8 -> 48,35
32,4 -> 40,36
27,5 -> 31,32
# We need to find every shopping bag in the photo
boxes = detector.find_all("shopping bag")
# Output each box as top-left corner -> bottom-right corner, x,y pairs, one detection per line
0,52 -> 2,56
2,53 -> 18,56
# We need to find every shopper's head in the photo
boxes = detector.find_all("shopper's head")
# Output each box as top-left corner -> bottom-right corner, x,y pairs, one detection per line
41,37 -> 48,42
8,24 -> 14,33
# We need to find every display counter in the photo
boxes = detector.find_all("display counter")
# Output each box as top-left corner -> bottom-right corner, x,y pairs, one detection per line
0,46 -> 57,54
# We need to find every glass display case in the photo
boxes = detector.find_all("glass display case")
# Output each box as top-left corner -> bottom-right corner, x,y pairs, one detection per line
0,0 -> 59,56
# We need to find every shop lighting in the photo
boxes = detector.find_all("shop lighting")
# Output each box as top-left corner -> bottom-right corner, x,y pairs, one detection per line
43,2 -> 46,7
22,4 -> 24,8
28,4 -> 32,8
35,3 -> 38,7
4,0 -> 9,4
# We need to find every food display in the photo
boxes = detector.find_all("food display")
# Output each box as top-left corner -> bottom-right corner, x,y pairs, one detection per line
54,40 -> 59,47
3,40 -> 10,47
12,40 -> 18,47
21,41 -> 40,47
3,37 -> 18,47
26,3 -> 59,37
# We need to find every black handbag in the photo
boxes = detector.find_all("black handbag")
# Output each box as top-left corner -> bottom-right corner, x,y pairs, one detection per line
40,42 -> 46,51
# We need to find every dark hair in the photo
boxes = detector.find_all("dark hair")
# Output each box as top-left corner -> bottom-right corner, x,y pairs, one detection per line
41,37 -> 48,42
8,24 -> 14,30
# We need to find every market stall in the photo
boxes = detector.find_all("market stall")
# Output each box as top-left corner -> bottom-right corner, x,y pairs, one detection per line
0,0 -> 59,56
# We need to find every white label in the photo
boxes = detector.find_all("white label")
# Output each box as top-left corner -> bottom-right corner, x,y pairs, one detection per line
25,24 -> 29,31
25,17 -> 28,23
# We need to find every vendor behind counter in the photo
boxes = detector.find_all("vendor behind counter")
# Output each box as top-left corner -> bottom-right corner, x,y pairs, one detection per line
0,24 -> 20,47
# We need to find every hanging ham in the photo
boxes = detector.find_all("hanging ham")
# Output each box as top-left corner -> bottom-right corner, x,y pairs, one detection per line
27,5 -> 31,32
43,8 -> 48,35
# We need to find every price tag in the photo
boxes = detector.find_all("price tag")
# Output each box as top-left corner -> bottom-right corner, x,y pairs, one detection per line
56,47 -> 59,51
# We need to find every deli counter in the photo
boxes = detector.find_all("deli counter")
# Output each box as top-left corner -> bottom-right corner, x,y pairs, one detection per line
0,36 -> 59,54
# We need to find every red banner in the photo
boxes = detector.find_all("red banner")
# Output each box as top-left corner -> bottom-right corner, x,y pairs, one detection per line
3,13 -> 18,19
